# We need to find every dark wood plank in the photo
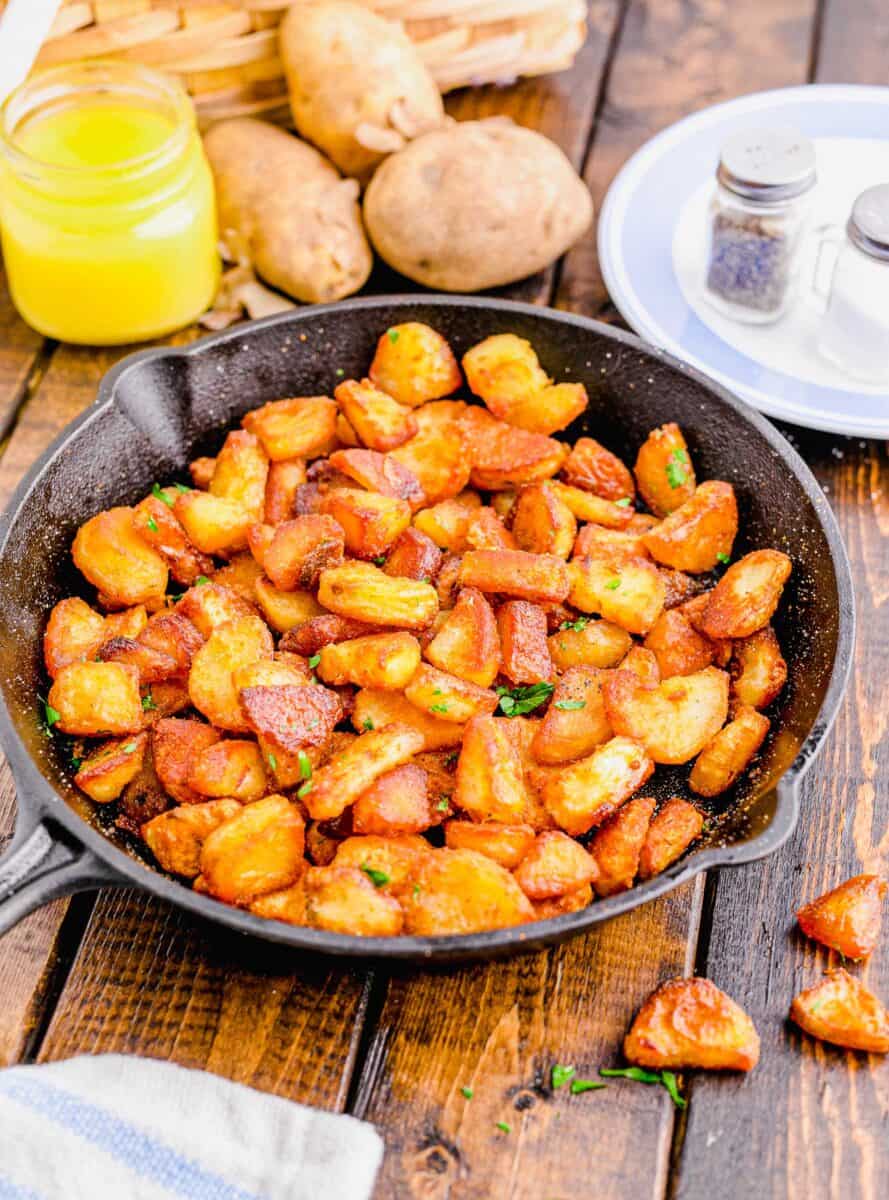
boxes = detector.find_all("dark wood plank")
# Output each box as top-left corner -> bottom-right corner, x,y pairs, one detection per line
816,0 -> 889,82
0,266 -> 45,442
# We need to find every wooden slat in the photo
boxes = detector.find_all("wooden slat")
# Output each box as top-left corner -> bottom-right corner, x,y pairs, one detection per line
815,0 -> 889,82
0,267 -> 45,442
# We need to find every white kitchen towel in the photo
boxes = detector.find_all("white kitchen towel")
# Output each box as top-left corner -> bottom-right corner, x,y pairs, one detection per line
0,1054 -> 384,1200
0,0 -> 62,105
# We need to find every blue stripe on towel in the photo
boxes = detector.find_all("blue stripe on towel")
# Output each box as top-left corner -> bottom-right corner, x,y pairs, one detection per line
0,1077 -> 261,1200
0,1179 -> 45,1200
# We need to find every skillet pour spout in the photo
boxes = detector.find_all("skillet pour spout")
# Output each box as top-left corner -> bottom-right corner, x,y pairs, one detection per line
0,296 -> 855,961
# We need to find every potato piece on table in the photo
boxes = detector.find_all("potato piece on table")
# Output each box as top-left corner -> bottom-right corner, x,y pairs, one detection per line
730,625 -> 787,710
460,549 -> 569,605
98,636 -> 179,685
153,717 -> 222,805
335,378 -> 417,451
796,874 -> 886,960
333,833 -> 431,894
541,735 -> 653,836
700,549 -> 792,639
790,969 -> 889,1053
48,661 -> 143,736
624,977 -> 760,1071
549,482 -> 634,530
443,821 -> 536,870
74,733 -> 148,804
618,646 -> 661,686
644,608 -> 715,679
513,831 -> 598,901
319,631 -> 420,690
280,613 -> 381,657
72,506 -> 168,607
352,689 -> 464,751
531,666 -> 611,764
353,763 -> 437,836
589,795 -> 657,897
460,406 -> 568,491
209,429 -> 269,522
303,866 -> 404,936
264,459 -> 307,525
188,739 -> 267,803
689,706 -> 769,797
250,880 -> 308,926
498,601 -> 553,686
562,437 -> 635,502
319,488 -> 411,559
384,528 -> 442,582
404,663 -> 497,723
455,714 -> 532,824
240,683 -> 342,788
369,323 -> 461,408
642,481 -> 738,573
318,562 -> 438,630
134,494 -> 214,587
143,798 -> 242,877
303,724 -> 425,821
389,400 -> 469,505
569,555 -> 665,635
174,492 -> 252,556
604,667 -> 729,764
412,493 -> 481,552
44,597 -> 106,678
188,615 -> 274,732
402,848 -> 534,935
262,515 -> 345,591
633,424 -> 696,517
255,578 -> 324,634
175,582 -> 255,639
425,586 -> 501,687
637,797 -> 704,879
548,617 -> 631,672
201,794 -> 306,905
512,482 -> 577,559
242,396 -> 337,461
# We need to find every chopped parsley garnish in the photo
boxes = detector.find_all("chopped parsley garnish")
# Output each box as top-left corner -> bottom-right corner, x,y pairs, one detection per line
387,328 -> 400,344
70,756 -> 82,772
570,1079 -> 607,1095
495,1121 -> 511,1134
174,483 -> 191,494
142,693 -> 157,712
432,688 -> 443,696
444,750 -> 459,767
496,682 -> 554,717
559,616 -> 589,633
196,575 -> 210,586
267,752 -> 278,772
604,578 -> 621,591
716,551 -> 731,565
373,556 -> 387,567
335,368 -> 345,377
665,449 -> 688,490
122,742 -> 138,754
429,702 -> 449,714
615,497 -> 632,508
412,882 -> 421,897
146,516 -> 159,533
599,1067 -> 686,1108
461,1086 -> 473,1100
551,1064 -> 576,1090
436,797 -> 449,812
361,864 -> 390,887
152,482 -> 175,508
308,653 -> 321,669
43,701 -> 61,729
297,779 -> 313,797
298,750 -> 312,781
362,717 -> 375,731
659,1071 -> 685,1109
554,699 -> 585,711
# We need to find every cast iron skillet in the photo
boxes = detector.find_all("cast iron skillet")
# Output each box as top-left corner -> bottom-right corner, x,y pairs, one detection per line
0,296 -> 854,962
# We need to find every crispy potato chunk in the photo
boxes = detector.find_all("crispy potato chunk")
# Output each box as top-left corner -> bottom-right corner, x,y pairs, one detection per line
549,482 -> 634,531
201,793 -> 305,905
133,495 -> 214,587
209,429 -> 269,521
511,482 -> 577,559
404,663 -> 498,723
143,798 -> 242,877
304,866 -> 404,936
460,549 -> 569,604
254,578 -> 324,634
318,562 -> 438,630
74,733 -> 148,804
644,608 -> 715,679
175,582 -> 255,638
234,657 -> 312,691
730,626 -> 787,710
659,568 -> 701,611
98,635 -> 179,685
140,680 -> 191,722
319,488 -> 412,559
796,874 -> 886,960
353,764 -> 437,835
460,406 -> 568,491
619,646 -> 661,686
403,848 -> 534,935
569,555 -> 665,635
443,821 -> 536,869
369,322 -> 462,408
72,506 -> 168,607
637,797 -> 704,879
541,735 -> 653,836
190,456 -> 216,490
425,587 -> 501,687
188,615 -> 273,732
333,834 -> 431,893
455,714 -> 532,824
533,883 -> 593,920
303,724 -> 425,820
463,333 -> 549,412
263,516 -> 345,590
242,396 -> 337,461
633,424 -> 696,516
174,491 -> 252,556
44,597 -> 106,678
573,524 -> 651,562
589,795 -> 657,897
352,689 -> 464,750
136,613 -> 203,680
498,601 -> 553,685
700,549 -> 792,639
240,683 -> 342,787
384,527 -> 442,582
281,614 -> 380,657
264,459 -> 307,525
790,969 -> 889,1053
604,667 -> 729,764
335,378 -> 417,451
328,448 -> 425,508
562,437 -> 635,502
153,717 -> 222,805
48,661 -> 143,736
103,606 -> 148,640
513,831 -> 598,901
464,507 -> 514,552
689,706 -> 769,796
548,617 -> 631,672
319,632 -> 421,690
642,481 -> 738,573
413,494 -> 481,552
249,879 -> 308,925
188,739 -> 267,803
531,666 -> 611,764
625,977 -> 760,1071
390,400 -> 470,504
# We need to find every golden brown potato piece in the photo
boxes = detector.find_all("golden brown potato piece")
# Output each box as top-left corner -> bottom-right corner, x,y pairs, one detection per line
588,795 -> 657,897
264,459 -> 307,525
425,586 -> 501,687
209,430 -> 269,522
497,601 -> 553,686
234,657 -> 313,692
790,969 -> 889,1053
403,848 -> 534,935
624,977 -> 760,1071
573,524 -> 651,563
633,424 -> 696,517
174,491 -> 252,556
384,528 -> 442,582
730,626 -> 787,710
531,666 -> 611,765
542,735 -> 653,836
413,493 -> 481,552
604,667 -> 729,764
352,689 -> 464,751
642,481 -> 738,573
254,578 -> 324,634
262,516 -> 345,591
188,739 -> 268,803
133,494 -> 214,587
455,714 -> 531,824
212,555 -> 265,604
463,334 -> 548,412
97,635 -> 179,685
435,552 -> 463,609
619,646 -> 661,686
72,506 -> 168,607
44,597 -> 106,678
659,568 -> 701,611
102,606 -> 149,640
126,611 -> 203,675
700,549 -> 792,639
319,488 -> 411,559
249,880 -> 308,925
201,794 -> 306,905
333,833 -> 431,894
243,396 -> 338,461
548,617 -> 632,672
334,378 -> 417,452
281,614 -> 381,657
319,632 -> 421,690
637,797 -> 704,880
464,507 -> 515,552
404,663 -> 498,724
303,724 -> 425,821
562,437 -> 635,502
443,821 -> 536,870
511,483 -> 577,560
459,549 -> 569,605
175,582 -> 255,639
190,456 -> 216,490
303,866 -> 404,936
188,615 -> 274,732
153,717 -> 223,805
644,608 -> 715,678
48,661 -> 143,736
389,400 -> 470,505
796,874 -> 886,960
460,406 -> 568,491
568,555 -> 665,636
318,562 -> 438,630
549,483 -> 634,531
328,448 -> 424,508
240,683 -> 342,788
513,831 -> 598,901
369,323 -> 462,408
533,883 -> 593,920
689,706 -> 770,797
353,763 -> 437,836
143,798 -> 242,877
140,680 -> 191,722
74,733 -> 148,804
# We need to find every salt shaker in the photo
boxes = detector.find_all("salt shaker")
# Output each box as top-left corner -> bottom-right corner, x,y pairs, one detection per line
704,127 -> 816,324
817,184 -> 889,382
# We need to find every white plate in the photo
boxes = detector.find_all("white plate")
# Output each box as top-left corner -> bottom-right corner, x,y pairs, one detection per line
598,85 -> 889,437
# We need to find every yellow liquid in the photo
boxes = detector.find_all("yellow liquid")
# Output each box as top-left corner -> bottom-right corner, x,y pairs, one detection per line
1,95 -> 219,344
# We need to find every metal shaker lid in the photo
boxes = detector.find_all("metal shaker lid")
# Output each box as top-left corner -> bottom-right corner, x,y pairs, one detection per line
847,184 -> 889,262
717,127 -> 817,202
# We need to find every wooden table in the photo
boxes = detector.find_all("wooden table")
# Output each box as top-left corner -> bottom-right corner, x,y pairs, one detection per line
1,5 -> 887,1197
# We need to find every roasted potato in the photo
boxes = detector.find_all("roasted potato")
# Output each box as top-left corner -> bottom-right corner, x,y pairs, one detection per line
796,874 -> 886,960
72,507 -> 168,607
262,516 -> 345,591
700,550 -> 792,639
588,795 -> 657,897
568,555 -> 665,636
413,494 -> 481,552
531,666 -> 611,764
633,424 -> 696,517
143,798 -> 242,877
424,586 -> 501,687
133,494 -> 214,587
460,549 -> 569,605
384,528 -> 442,583
462,335 -> 588,435
644,608 -> 715,679
329,449 -> 424,508
153,717 -> 223,806
240,683 -> 342,788
513,831 -> 598,901
303,865 -> 404,936
511,483 -> 577,559
243,396 -> 338,462
563,437 -> 635,502
402,848 -> 534,935
642,481 -> 738,573
730,625 -> 787,710
201,794 -> 305,905
175,582 -> 255,639
404,663 -> 498,724
44,597 -> 106,678
443,821 -> 536,870
174,491 -> 252,557
319,488 -> 412,560
619,646 -> 661,686
389,400 -> 469,505
318,632 -> 421,690
332,833 -> 430,895
460,406 -> 568,492
549,483 -> 634,531
334,378 -> 417,452
352,689 -> 464,751
318,562 -> 438,629
572,524 -> 650,562
264,459 -> 307,525
548,617 -> 632,672
254,578 -> 325,634
689,705 -> 770,797
497,601 -> 553,685
303,724 -> 425,821
188,615 -> 274,732
624,977 -> 760,1071
637,797 -> 704,880
209,430 -> 269,522
604,667 -> 729,764
790,969 -> 889,1053
369,325 -> 461,409
74,733 -> 148,804
542,736 -> 653,836
188,739 -> 267,803
455,714 -> 531,824
352,763 -> 437,836
48,661 -> 143,736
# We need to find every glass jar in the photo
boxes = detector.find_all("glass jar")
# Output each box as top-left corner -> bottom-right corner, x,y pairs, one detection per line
704,127 -> 816,325
0,61 -> 219,345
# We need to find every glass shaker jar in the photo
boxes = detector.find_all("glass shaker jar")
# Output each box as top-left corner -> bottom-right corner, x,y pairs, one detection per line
817,184 -> 889,382
704,127 -> 816,324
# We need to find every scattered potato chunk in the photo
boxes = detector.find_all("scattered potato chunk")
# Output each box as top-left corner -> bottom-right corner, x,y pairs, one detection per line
498,600 -> 553,685
352,689 -> 464,751
573,524 -> 651,562
103,606 -> 149,640
98,635 -> 179,685
72,507 -> 168,607
533,883 -> 593,920
74,733 -> 148,803
562,437 -> 635,502
139,612 -> 205,678
319,562 -> 438,629
642,481 -> 738,573
413,494 -> 481,552
153,717 -> 222,805
201,793 -> 306,905
335,378 -> 417,451
637,797 -> 704,879
242,396 -> 337,460
281,613 -> 380,657
133,494 -> 214,586
460,406 -> 568,491
264,459 -> 307,525
644,608 -> 715,679
790,969 -> 889,1053
44,597 -> 106,678
589,795 -> 657,897
174,491 -> 252,556
700,549 -> 792,639
463,334 -> 548,413
513,831 -> 598,900
796,874 -> 886,960
233,657 -> 312,691
443,821 -> 536,870
353,764 -> 437,835
511,483 -> 577,559
455,714 -> 531,823
425,586 -> 501,687
464,507 -> 515,552
263,516 -> 345,591
319,632 -> 421,690
249,880 -> 308,925
402,848 -> 534,935
633,424 -> 696,517
319,488 -> 412,559
405,663 -> 498,723
624,977 -> 760,1071
605,667 -> 729,764
542,736 -> 653,836
333,833 -> 431,894
460,549 -> 569,604
548,617 -> 632,672
569,555 -> 665,635
531,666 -> 611,764
730,625 -> 787,710
689,705 -> 769,797
304,866 -> 404,936
188,739 -> 268,803
190,456 -> 216,489
368,322 -> 462,408
209,429 -> 269,521
188,615 -> 274,732
48,661 -> 143,736
303,724 -> 425,821
143,798 -> 242,877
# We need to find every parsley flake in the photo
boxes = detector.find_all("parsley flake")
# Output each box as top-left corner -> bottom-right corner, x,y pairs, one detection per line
335,368 -> 345,377
122,742 -> 138,754
308,653 -> 321,669
570,1079 -> 607,1095
551,1064 -> 576,1090
496,682 -> 554,717
429,702 -> 449,714
142,693 -> 157,712
599,1067 -> 686,1108
174,482 -> 191,494
267,752 -> 278,772
665,449 -> 688,490
70,756 -> 82,772
361,864 -> 390,887
373,556 -> 387,567
387,328 -> 400,344
615,497 -> 632,508
146,516 -> 159,533
152,483 -> 175,508
412,882 -> 421,897
362,717 -> 375,731
298,750 -> 312,781
196,575 -> 210,586
44,701 -> 61,729
716,551 -> 731,565
604,578 -> 621,591
436,797 -> 449,812
554,699 -> 585,711
297,779 -> 313,797
495,1121 -> 511,1134
461,1086 -> 473,1100
559,616 -> 589,633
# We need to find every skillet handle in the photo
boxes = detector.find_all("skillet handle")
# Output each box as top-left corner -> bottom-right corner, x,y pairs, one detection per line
0,819 -> 121,937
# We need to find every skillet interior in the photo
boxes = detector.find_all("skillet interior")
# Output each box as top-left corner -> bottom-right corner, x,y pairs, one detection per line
0,297 -> 853,961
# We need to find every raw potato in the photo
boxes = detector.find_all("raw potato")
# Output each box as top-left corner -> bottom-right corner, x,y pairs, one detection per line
203,118 -> 372,303
364,120 -> 593,292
